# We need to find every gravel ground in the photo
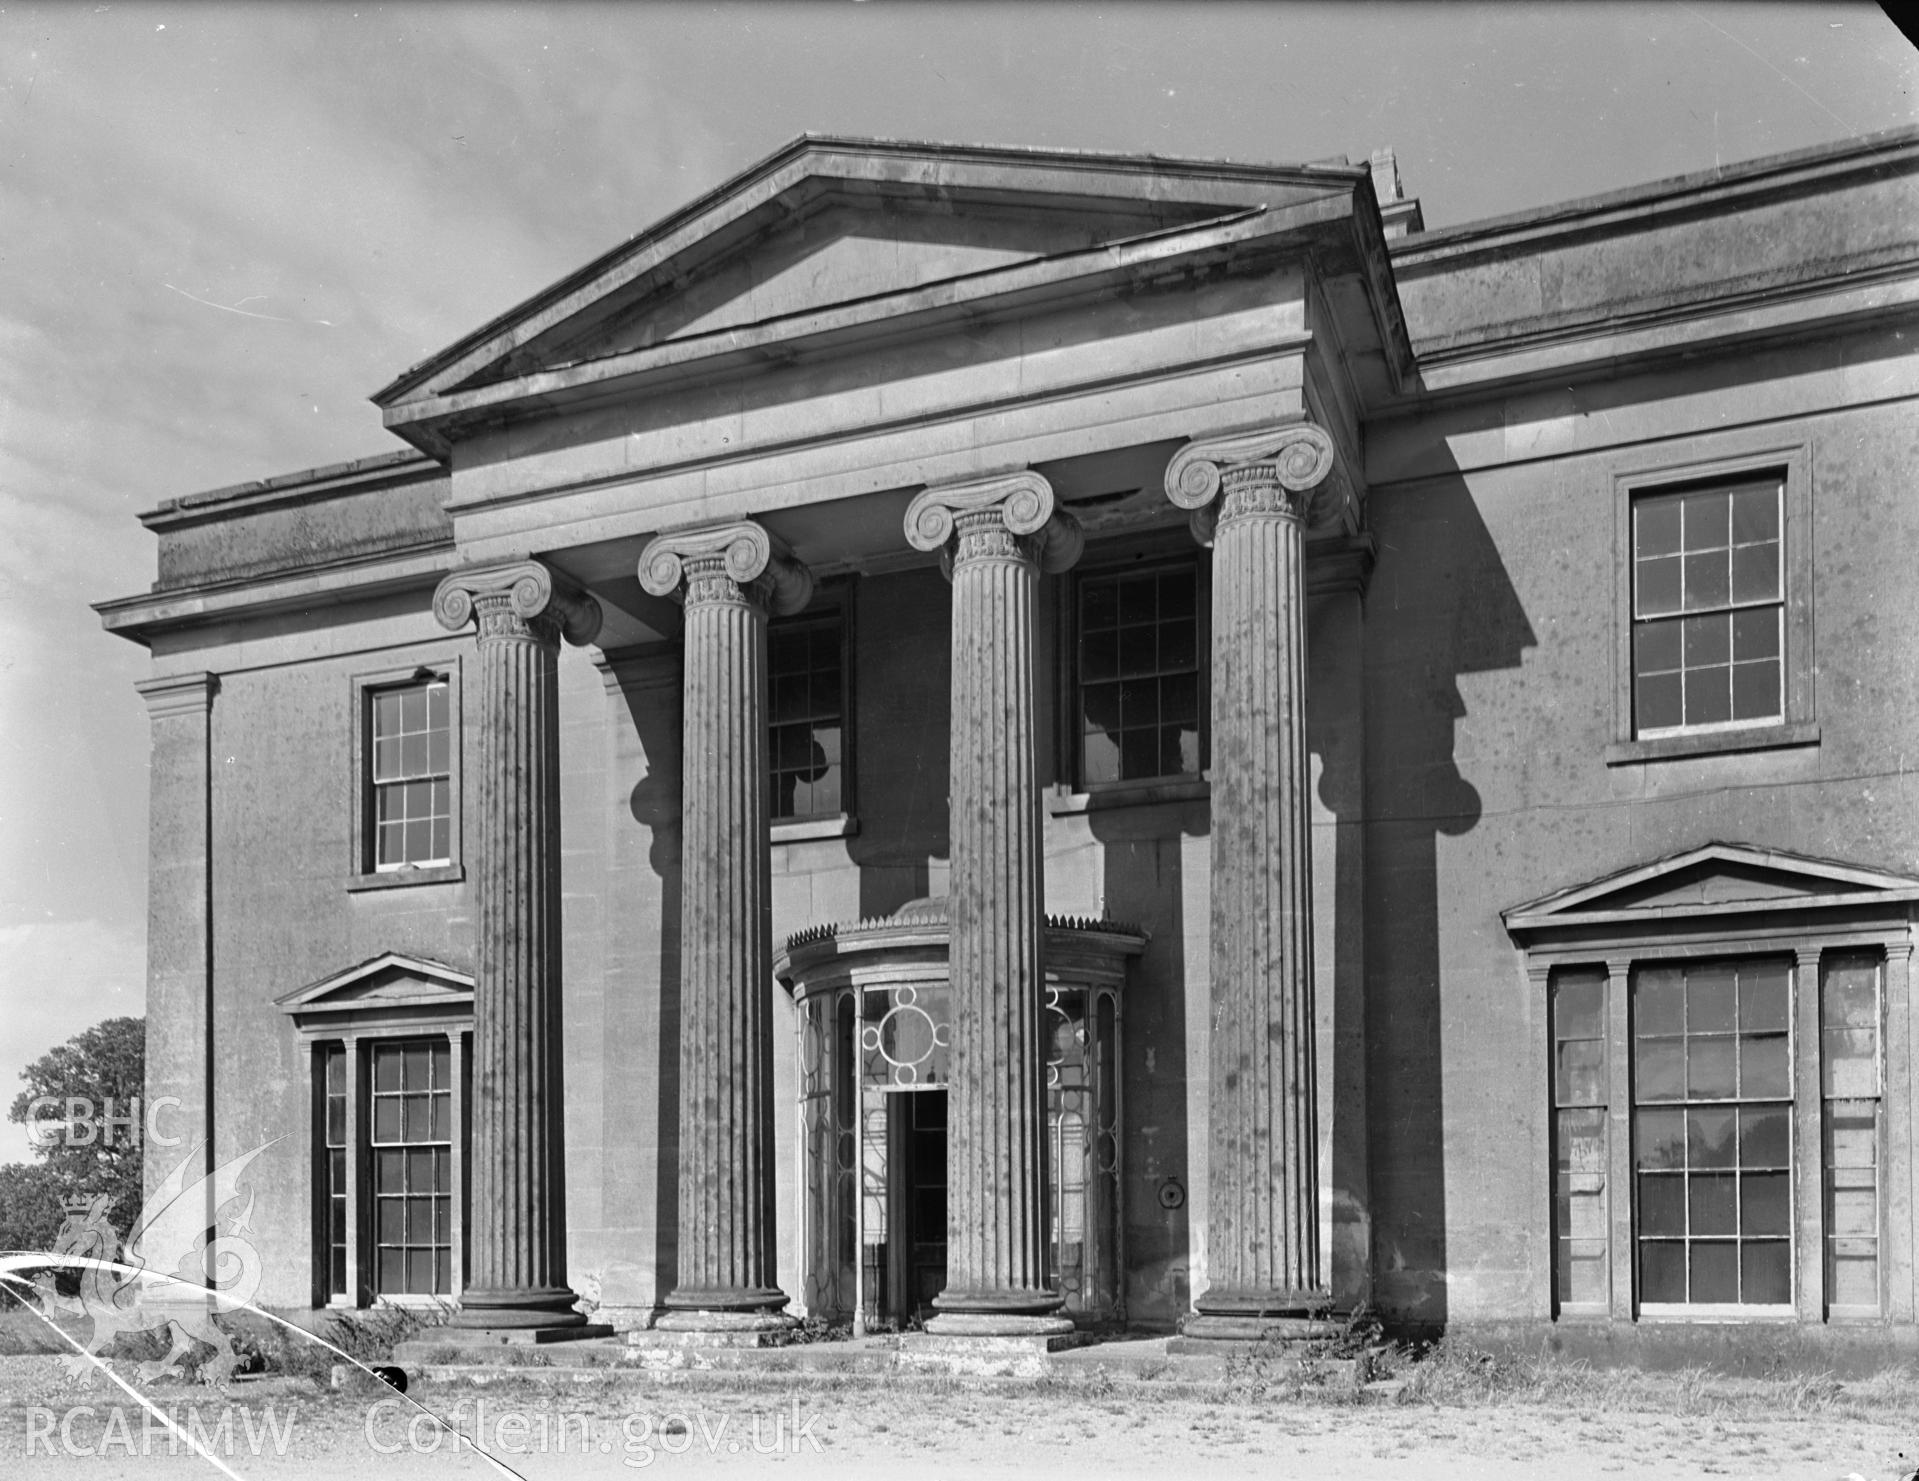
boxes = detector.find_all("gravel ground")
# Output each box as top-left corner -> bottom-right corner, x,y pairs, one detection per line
1,1354 -> 1916,1481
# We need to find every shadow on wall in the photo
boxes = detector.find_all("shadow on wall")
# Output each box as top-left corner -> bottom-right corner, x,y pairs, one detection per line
1086,801 -> 1201,1329
623,689 -> 683,1310
848,569 -> 952,922
1364,467 -> 1535,1334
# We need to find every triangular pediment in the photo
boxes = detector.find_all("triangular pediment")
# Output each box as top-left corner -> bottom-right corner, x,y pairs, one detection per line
373,135 -> 1382,419
275,951 -> 474,1027
1504,842 -> 1919,933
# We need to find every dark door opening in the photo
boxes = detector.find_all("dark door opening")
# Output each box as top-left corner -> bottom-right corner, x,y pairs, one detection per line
882,1088 -> 947,1326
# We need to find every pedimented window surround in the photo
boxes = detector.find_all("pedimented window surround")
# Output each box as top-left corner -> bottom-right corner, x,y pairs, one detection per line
277,953 -> 474,1307
1506,843 -> 1919,1324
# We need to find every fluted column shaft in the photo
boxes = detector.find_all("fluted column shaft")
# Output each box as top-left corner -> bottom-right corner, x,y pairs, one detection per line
905,474 -> 1082,1333
434,561 -> 601,1329
639,522 -> 811,1324
1203,470 -> 1322,1314
1164,424 -> 1342,1334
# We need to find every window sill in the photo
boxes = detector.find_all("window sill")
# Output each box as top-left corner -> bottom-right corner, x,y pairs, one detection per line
772,814 -> 859,845
1605,721 -> 1819,767
345,864 -> 465,893
1047,777 -> 1210,816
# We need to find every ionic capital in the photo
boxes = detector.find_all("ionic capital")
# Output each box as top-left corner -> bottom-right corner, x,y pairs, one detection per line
638,520 -> 814,616
1163,422 -> 1352,540
904,471 -> 1083,575
433,560 -> 603,646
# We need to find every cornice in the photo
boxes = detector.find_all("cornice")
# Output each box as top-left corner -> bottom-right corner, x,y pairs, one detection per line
139,448 -> 443,529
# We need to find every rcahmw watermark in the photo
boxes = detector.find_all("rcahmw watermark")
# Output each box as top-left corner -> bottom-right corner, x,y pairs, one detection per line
364,1396 -> 826,1465
23,1404 -> 297,1458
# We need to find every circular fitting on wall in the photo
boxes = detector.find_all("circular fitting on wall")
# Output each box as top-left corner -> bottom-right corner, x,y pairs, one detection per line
1157,1178 -> 1186,1211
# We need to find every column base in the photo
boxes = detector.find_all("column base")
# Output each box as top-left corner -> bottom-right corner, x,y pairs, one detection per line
649,1301 -> 797,1343
1178,1287 -> 1343,1345
922,1311 -> 1075,1337
451,1285 -> 592,1331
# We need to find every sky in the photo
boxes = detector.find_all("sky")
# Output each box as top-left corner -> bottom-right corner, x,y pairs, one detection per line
0,0 -> 1913,1161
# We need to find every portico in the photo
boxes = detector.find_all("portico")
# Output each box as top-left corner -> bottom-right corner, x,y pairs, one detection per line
377,138 -> 1398,1340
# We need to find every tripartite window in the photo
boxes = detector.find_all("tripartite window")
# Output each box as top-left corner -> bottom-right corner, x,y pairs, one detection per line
768,614 -> 846,822
1545,944 -> 1894,1321
1076,562 -> 1202,787
1631,477 -> 1783,737
369,680 -> 451,870
369,1040 -> 453,1297
1632,960 -> 1792,1311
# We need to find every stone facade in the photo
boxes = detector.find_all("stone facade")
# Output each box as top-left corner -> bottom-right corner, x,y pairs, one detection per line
99,130 -> 1919,1355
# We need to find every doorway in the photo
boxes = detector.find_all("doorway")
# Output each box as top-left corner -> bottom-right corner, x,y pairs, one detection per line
871,1088 -> 947,1327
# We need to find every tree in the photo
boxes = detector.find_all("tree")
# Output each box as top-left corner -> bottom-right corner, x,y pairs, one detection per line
5,1017 -> 147,1238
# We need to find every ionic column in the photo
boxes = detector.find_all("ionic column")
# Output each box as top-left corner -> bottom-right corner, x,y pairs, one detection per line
639,521 -> 812,1332
904,472 -> 1082,1335
433,560 -> 601,1330
1164,422 -> 1344,1339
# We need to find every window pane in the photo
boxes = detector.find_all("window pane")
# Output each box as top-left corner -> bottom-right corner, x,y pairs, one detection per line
1740,962 -> 1790,1032
400,687 -> 425,731
427,681 -> 448,729
378,1248 -> 404,1294
377,1198 -> 402,1244
1824,1030 -> 1878,1099
1639,1174 -> 1685,1237
1741,1241 -> 1790,1304
1689,1174 -> 1737,1236
373,1097 -> 400,1142
1636,497 -> 1682,557
1739,1035 -> 1789,1098
1082,629 -> 1118,681
1683,489 -> 1730,550
1690,1241 -> 1738,1302
1729,484 -> 1778,544
1738,1106 -> 1790,1168
373,692 -> 402,736
1082,579 -> 1118,628
373,1046 -> 401,1091
1636,1108 -> 1685,1170
1640,1241 -> 1686,1302
1682,613 -> 1730,669
1684,665 -> 1731,726
1636,1039 -> 1684,1101
1082,729 -> 1119,785
1823,957 -> 1879,1029
1636,968 -> 1685,1035
1634,618 -> 1682,675
1688,1038 -> 1737,1100
1687,965 -> 1736,1032
1555,1039 -> 1604,1107
1117,576 -> 1155,625
1636,555 -> 1682,617
375,1148 -> 404,1191
1731,606 -> 1779,661
1688,1107 -> 1736,1168
1118,624 -> 1155,675
1553,974 -> 1605,1040
1742,1172 -> 1790,1237
1731,660 -> 1781,721
1120,728 -> 1158,780
1731,542 -> 1779,604
409,1250 -> 434,1295
1683,551 -> 1729,610
1636,672 -> 1682,732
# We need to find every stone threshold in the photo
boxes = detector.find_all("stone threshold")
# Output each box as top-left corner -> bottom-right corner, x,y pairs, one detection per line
391,1332 -> 1373,1388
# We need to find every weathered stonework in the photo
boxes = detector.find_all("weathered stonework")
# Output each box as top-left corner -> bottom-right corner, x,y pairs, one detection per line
1166,425 -> 1340,1339
433,560 -> 602,1330
904,473 -> 1082,1334
639,521 -> 812,1329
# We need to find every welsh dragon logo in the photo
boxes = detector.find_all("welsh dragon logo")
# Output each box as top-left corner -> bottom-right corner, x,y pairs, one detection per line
23,1139 -> 274,1384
